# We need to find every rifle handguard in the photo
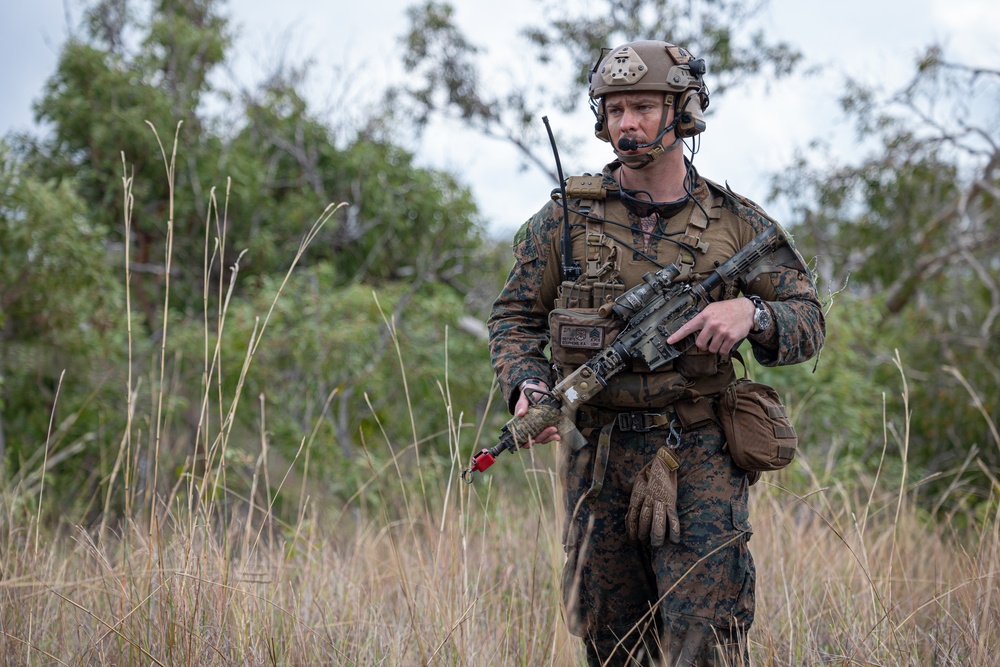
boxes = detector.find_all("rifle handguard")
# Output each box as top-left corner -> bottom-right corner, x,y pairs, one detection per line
461,403 -> 561,483
507,404 -> 562,449
465,224 -> 798,483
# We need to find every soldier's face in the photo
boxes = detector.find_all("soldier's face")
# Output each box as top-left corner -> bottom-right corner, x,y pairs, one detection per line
604,91 -> 672,153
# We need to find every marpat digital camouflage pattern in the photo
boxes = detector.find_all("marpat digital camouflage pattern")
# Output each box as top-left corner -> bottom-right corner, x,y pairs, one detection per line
487,160 -> 825,666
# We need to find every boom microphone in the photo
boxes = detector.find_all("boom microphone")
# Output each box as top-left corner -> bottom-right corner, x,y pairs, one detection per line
618,137 -> 640,151
616,121 -> 676,152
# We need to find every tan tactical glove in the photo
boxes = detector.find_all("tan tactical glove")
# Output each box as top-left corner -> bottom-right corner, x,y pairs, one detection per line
626,447 -> 681,547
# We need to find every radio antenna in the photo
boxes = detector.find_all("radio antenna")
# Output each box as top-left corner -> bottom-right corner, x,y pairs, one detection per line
543,116 -> 581,282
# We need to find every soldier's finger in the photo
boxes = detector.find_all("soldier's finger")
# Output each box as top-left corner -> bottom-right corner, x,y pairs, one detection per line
514,397 -> 529,418
626,503 -> 640,541
638,503 -> 653,541
540,426 -> 560,443
667,506 -> 681,544
651,500 -> 666,548
666,315 -> 701,345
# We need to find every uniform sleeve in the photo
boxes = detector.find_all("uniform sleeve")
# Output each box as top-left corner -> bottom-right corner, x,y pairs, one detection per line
487,203 -> 562,413
745,250 -> 826,367
727,197 -> 826,368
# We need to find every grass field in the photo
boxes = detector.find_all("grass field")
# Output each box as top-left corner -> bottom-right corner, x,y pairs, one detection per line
2,416 -> 997,666
2,175 -> 996,665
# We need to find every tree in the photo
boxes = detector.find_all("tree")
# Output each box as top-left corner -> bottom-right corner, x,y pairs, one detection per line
229,74 -> 483,287
0,141 -> 127,487
394,0 -> 801,179
777,47 -> 1000,504
3,0 -> 495,517
30,0 -> 231,324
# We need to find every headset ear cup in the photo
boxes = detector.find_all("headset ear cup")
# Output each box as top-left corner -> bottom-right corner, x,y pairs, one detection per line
593,104 -> 611,142
676,90 -> 707,137
595,119 -> 611,142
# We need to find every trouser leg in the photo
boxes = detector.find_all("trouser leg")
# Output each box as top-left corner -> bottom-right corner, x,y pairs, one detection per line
561,428 -> 662,666
561,420 -> 755,667
654,421 -> 755,667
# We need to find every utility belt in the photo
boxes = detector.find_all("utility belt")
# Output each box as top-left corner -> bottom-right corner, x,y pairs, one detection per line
576,396 -> 718,435
579,409 -> 674,433
564,397 -> 720,522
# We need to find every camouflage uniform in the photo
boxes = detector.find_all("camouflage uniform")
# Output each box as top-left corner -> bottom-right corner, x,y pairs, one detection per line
487,162 -> 825,666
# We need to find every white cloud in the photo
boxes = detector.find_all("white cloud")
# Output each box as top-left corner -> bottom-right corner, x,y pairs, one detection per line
930,0 -> 1000,62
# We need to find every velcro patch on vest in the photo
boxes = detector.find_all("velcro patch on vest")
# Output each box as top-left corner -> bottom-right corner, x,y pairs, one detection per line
559,324 -> 606,350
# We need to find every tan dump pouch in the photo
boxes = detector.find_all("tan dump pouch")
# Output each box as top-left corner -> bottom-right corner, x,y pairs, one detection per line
718,379 -> 797,472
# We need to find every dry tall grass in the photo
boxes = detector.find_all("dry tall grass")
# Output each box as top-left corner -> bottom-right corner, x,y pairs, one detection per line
1,136 -> 997,665
2,404 -> 998,665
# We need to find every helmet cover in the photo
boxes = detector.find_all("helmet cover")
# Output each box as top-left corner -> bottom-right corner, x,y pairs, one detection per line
589,40 -> 709,141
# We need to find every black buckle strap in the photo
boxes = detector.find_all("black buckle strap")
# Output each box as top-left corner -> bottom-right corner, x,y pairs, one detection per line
616,411 -> 667,433
576,406 -> 683,440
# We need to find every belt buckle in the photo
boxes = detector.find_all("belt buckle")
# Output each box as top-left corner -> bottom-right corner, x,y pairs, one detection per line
617,412 -> 656,433
616,412 -> 636,432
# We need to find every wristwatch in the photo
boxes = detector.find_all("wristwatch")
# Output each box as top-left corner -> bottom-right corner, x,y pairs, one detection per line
747,295 -> 772,334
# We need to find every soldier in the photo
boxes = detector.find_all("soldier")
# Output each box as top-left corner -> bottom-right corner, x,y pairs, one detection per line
487,41 -> 826,665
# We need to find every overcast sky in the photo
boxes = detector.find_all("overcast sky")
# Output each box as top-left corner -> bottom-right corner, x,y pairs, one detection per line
3,0 -> 999,238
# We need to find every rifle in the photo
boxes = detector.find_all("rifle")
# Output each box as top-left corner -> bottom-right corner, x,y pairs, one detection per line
461,223 -> 803,484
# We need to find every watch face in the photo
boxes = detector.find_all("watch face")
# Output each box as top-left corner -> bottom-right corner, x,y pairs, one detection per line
755,305 -> 771,332
748,296 -> 769,332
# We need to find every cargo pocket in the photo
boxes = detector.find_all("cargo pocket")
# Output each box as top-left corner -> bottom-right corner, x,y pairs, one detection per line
725,498 -> 756,629
731,498 -> 752,535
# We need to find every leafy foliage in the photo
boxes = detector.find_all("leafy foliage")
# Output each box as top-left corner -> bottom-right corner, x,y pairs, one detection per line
0,142 -> 128,494
159,269 -> 498,491
0,0 -> 490,517
777,49 -> 1000,505
4,0 -> 999,521
396,0 -> 802,178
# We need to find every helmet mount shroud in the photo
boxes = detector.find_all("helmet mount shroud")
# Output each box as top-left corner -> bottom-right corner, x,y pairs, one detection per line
588,40 -> 710,168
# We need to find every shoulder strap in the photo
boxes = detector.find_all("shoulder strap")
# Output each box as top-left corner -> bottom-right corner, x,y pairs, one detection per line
553,174 -> 612,281
731,349 -> 751,380
674,182 -> 723,279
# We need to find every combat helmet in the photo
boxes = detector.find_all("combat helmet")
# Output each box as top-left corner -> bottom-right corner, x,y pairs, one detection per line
588,40 -> 710,166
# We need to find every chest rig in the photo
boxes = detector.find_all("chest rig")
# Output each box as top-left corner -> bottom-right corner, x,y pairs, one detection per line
548,173 -> 730,410
553,174 -> 723,309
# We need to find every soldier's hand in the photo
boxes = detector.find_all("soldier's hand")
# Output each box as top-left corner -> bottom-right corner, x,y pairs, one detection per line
666,298 -> 755,355
514,381 -> 559,447
626,447 -> 681,547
